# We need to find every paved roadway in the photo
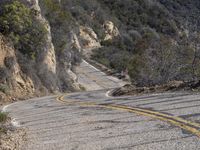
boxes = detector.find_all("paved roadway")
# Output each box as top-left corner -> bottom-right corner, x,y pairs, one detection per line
2,60 -> 200,150
76,60 -> 127,90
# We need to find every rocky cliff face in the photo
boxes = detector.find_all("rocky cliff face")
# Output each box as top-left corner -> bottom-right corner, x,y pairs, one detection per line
0,0 -> 83,104
24,0 -> 58,92
0,35 -> 35,104
0,0 -> 123,104
103,21 -> 120,41
79,26 -> 101,50
24,0 -> 89,92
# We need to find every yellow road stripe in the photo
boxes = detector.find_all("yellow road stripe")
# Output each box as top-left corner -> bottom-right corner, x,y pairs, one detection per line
57,95 -> 200,128
109,105 -> 200,129
56,95 -> 200,137
100,105 -> 200,137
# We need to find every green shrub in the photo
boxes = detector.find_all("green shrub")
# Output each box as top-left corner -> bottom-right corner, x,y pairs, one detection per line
0,1 -> 47,58
127,54 -> 145,83
43,0 -> 73,24
0,112 -> 8,123
0,84 -> 9,94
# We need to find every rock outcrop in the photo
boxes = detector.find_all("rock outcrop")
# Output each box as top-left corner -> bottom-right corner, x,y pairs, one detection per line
23,0 -> 58,92
103,21 -> 120,41
79,26 -> 101,50
23,0 -> 81,92
56,31 -> 81,91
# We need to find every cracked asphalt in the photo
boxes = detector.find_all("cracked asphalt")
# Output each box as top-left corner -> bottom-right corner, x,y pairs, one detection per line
3,60 -> 200,150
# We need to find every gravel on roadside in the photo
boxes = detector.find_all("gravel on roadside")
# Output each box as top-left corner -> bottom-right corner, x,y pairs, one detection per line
0,117 -> 27,150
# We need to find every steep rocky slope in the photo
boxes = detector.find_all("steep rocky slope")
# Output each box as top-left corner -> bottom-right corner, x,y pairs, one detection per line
0,0 -> 81,104
0,35 -> 34,104
0,0 -> 120,104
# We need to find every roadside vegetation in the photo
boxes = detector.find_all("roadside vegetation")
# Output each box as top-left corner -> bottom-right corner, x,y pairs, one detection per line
0,112 -> 8,123
0,112 -> 8,134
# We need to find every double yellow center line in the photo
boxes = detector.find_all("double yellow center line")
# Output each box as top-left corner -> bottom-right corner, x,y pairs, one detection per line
57,95 -> 200,137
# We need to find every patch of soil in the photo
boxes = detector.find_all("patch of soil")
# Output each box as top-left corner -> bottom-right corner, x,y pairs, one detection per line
111,80 -> 200,96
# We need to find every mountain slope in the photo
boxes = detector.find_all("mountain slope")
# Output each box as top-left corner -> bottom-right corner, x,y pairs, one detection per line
1,0 -> 200,104
90,0 -> 200,86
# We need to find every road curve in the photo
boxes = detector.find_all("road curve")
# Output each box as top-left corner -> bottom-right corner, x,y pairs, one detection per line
76,60 -> 127,90
2,60 -> 200,150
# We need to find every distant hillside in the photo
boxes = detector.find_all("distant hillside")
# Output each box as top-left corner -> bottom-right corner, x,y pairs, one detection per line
46,0 -> 200,86
89,0 -> 200,86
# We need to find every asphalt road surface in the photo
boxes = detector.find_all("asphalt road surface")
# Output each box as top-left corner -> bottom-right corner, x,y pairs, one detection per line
76,60 -> 127,90
2,60 -> 200,150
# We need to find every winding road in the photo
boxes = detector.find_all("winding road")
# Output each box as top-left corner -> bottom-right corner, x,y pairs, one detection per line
3,60 -> 200,150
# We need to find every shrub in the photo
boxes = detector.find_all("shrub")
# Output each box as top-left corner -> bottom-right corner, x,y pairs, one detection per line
0,1 -> 47,58
127,54 -> 146,85
0,112 -> 8,123
0,84 -> 9,94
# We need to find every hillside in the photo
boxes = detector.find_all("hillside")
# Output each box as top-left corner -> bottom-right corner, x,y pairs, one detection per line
53,0 -> 200,86
0,0 -> 200,104
91,0 -> 200,86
